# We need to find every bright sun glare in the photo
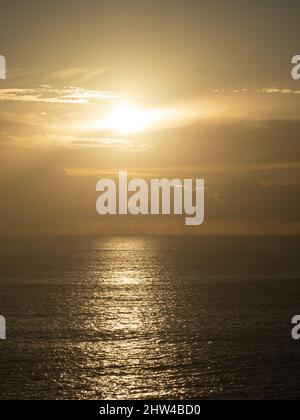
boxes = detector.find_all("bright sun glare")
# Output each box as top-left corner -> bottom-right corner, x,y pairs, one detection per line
105,101 -> 150,134
83,101 -> 166,134
76,99 -> 193,136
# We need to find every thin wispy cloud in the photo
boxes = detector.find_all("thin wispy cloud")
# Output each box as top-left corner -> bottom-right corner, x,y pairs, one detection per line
1,133 -> 151,151
40,135 -> 151,150
0,86 -> 120,104
255,87 -> 300,94
212,87 -> 300,95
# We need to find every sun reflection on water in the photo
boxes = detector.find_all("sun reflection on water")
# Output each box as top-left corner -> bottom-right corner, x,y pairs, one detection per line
63,236 -> 206,399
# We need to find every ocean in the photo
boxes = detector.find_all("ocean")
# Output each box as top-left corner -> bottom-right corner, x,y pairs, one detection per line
0,235 -> 300,399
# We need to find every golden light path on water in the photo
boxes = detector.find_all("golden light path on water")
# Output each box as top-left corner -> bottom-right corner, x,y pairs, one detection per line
64,236 -> 204,399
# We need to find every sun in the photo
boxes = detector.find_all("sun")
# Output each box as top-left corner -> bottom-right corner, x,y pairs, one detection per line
105,101 -> 149,134
106,102 -> 150,134
75,99 -> 178,135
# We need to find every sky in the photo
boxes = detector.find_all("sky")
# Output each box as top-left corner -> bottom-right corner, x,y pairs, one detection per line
0,0 -> 300,234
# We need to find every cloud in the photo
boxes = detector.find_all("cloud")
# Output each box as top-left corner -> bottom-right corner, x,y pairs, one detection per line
255,87 -> 300,95
0,162 -> 299,234
37,134 -> 152,151
0,132 -> 151,152
212,87 -> 300,95
208,179 -> 300,223
0,86 -> 120,104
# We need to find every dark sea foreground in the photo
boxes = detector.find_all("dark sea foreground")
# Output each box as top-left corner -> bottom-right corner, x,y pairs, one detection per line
0,235 -> 300,400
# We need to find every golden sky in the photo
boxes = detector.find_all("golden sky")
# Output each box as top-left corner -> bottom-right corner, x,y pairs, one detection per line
0,0 -> 300,234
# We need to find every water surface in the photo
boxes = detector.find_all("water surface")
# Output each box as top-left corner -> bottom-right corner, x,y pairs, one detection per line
0,235 -> 300,399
